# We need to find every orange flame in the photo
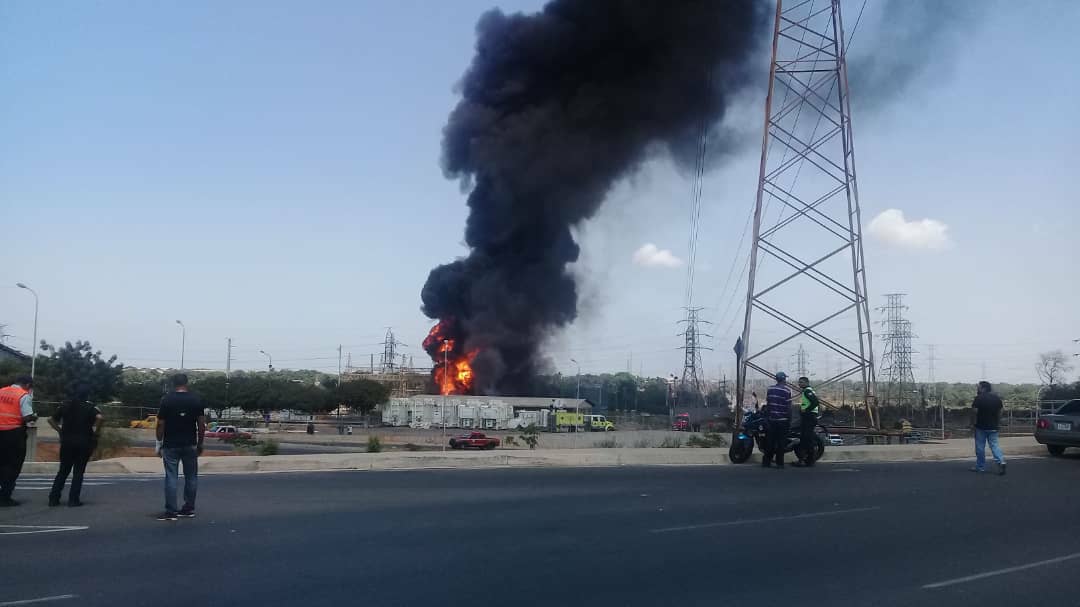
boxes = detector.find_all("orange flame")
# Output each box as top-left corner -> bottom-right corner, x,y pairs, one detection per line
434,349 -> 477,395
424,319 -> 477,395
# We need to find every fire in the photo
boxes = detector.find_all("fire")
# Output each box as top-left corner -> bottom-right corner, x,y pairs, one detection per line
423,319 -> 477,395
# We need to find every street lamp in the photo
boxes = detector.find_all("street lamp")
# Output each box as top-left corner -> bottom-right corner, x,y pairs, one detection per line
175,320 -> 185,370
15,283 -> 38,381
15,282 -> 39,463
443,339 -> 449,451
570,358 -> 581,399
259,350 -> 273,371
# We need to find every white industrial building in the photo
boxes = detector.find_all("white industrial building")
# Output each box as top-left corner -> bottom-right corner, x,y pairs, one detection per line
381,395 -> 592,430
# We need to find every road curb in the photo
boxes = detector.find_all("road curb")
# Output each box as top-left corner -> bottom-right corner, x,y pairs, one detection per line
18,438 -> 1044,475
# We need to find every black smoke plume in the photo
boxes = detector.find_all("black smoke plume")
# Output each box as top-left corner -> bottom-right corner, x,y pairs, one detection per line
422,0 -> 768,395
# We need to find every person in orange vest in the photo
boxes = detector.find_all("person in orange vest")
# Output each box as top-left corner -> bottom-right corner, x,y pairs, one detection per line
0,375 -> 37,507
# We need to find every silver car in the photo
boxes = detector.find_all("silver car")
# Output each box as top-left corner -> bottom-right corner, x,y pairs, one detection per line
1035,399 -> 1080,456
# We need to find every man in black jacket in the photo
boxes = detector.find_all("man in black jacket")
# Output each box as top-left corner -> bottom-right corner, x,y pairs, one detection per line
48,387 -> 103,507
972,381 -> 1006,475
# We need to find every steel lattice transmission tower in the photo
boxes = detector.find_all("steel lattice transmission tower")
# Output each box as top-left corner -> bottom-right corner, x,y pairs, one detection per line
679,307 -> 713,407
677,85 -> 714,408
381,327 -> 406,374
878,294 -> 917,409
735,0 -> 878,428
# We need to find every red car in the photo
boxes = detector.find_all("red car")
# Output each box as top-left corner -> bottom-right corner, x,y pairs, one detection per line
672,414 -> 691,432
449,431 -> 500,450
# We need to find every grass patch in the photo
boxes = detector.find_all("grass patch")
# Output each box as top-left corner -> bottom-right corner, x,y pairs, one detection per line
633,438 -> 653,448
686,432 -> 727,448
659,436 -> 684,449
405,442 -> 422,451
93,427 -> 133,460
594,437 -> 620,448
257,439 -> 280,456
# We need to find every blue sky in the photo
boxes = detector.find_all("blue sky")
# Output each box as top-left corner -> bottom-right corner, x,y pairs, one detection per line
1,1 -> 1077,384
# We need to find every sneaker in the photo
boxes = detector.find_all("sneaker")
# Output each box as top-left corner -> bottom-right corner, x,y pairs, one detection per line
157,511 -> 178,521
177,508 -> 195,519
998,462 -> 1007,476
68,501 -> 84,508
0,498 -> 21,507
969,466 -> 986,473
49,499 -> 61,507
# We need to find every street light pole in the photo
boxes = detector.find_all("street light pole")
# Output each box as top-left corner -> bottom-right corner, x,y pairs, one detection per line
570,358 -> 580,399
442,339 -> 449,452
175,320 -> 185,370
15,283 -> 38,380
15,282 -> 39,463
259,350 -> 273,372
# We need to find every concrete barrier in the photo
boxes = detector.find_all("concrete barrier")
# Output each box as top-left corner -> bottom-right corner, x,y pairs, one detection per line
18,436 -> 1046,475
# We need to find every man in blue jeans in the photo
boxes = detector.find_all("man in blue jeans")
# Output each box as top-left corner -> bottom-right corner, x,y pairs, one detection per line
155,374 -> 206,520
971,380 -> 1006,475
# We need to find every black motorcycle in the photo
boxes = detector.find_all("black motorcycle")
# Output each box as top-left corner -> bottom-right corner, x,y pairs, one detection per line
728,410 -> 826,464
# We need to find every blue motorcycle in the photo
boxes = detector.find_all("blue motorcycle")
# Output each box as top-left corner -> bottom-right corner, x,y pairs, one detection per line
729,410 -> 825,464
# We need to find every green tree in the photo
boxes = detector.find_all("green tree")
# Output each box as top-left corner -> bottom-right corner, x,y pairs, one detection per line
118,379 -> 167,408
35,340 -> 123,404
0,358 -> 31,387
337,378 -> 389,414
190,375 -> 230,417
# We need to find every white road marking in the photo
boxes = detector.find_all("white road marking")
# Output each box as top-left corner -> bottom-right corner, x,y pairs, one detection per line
0,596 -> 77,606
922,551 -> 1080,589
0,525 -> 89,536
649,506 -> 880,533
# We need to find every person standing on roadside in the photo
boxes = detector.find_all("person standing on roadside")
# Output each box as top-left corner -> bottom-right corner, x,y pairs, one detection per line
971,381 -> 1006,475
793,376 -> 820,467
0,375 -> 36,507
762,372 -> 792,469
156,373 -> 206,521
47,386 -> 103,507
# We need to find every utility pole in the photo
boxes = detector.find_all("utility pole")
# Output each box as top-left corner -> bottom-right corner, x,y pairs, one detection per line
225,337 -> 234,413
735,0 -> 878,429
337,344 -> 343,434
927,343 -> 943,439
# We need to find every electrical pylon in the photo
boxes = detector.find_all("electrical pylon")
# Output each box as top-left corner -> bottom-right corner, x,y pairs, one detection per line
735,0 -> 878,428
679,307 -> 713,407
878,294 -> 917,409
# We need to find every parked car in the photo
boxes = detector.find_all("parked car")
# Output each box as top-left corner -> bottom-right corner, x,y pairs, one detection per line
129,414 -> 158,429
449,431 -> 500,450
827,434 -> 843,446
206,425 -> 253,440
1035,399 -> 1080,456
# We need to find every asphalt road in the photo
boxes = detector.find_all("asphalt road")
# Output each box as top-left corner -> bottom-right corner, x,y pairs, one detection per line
3,453 -> 1080,607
